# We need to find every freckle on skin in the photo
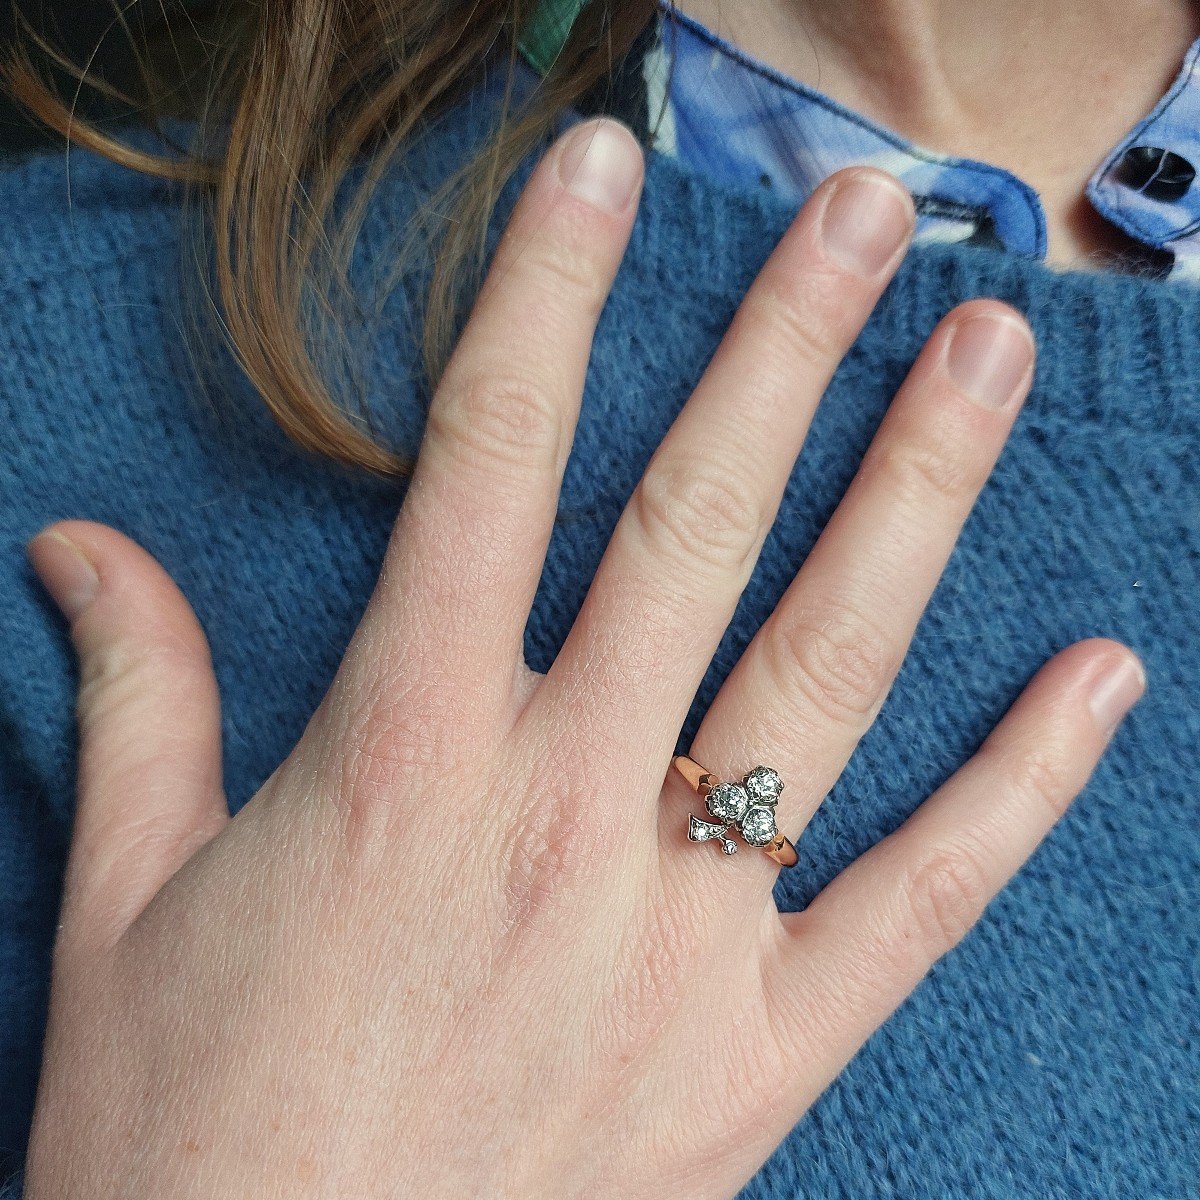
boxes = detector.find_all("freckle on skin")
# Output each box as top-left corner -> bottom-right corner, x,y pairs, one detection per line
295,1155 -> 318,1182
184,1139 -> 201,1154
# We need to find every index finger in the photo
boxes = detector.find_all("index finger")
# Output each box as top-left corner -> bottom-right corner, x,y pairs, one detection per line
346,119 -> 644,715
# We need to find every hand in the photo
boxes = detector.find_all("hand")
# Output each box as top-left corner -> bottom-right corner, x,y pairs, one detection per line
23,118 -> 1144,1199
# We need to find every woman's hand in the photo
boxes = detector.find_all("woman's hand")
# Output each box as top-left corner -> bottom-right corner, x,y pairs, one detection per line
23,119 -> 1143,1199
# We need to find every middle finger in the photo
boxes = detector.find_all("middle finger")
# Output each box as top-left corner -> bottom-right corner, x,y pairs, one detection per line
536,168 -> 915,770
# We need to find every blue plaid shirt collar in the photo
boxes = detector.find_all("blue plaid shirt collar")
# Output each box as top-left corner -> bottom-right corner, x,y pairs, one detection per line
647,6 -> 1200,281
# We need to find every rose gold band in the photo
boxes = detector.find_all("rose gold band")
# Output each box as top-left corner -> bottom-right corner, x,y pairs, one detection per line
762,833 -> 800,868
672,754 -> 719,794
672,755 -> 799,868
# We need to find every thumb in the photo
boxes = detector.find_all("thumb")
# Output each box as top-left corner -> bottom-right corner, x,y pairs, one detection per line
29,520 -> 228,953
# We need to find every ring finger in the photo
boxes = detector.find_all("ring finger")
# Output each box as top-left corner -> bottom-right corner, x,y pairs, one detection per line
683,298 -> 1036,884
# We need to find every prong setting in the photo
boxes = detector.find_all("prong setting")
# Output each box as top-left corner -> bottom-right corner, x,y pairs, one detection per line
681,763 -> 789,860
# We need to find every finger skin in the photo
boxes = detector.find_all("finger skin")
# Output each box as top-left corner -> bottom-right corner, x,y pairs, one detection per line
28,520 -> 228,955
539,168 -> 916,778
689,300 -> 1036,859
344,119 -> 644,726
765,638 -> 1145,1093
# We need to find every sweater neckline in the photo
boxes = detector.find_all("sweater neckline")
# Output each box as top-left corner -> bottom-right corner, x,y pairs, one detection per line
614,145 -> 1199,434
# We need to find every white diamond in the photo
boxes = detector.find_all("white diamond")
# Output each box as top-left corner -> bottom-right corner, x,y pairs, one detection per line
688,815 -> 729,843
740,805 -> 778,847
743,766 -> 782,806
706,782 -> 750,824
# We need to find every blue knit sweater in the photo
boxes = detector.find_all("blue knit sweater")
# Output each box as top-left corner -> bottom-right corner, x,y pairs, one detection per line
1,104 -> 1197,1199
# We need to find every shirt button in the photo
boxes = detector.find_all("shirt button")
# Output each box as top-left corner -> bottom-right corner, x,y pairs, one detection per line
1114,145 -> 1196,203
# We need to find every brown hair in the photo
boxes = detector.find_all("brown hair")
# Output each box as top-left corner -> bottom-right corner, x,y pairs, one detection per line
5,1 -> 655,473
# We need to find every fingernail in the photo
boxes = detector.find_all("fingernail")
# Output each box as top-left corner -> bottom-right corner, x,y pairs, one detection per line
1088,655 -> 1146,736
945,311 -> 1035,410
556,119 -> 644,214
28,530 -> 99,621
818,171 -> 914,276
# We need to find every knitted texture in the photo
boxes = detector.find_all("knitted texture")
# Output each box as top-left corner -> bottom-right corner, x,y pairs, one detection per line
1,109 -> 1198,1197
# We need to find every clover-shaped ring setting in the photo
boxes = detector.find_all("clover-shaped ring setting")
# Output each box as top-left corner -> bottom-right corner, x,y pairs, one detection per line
672,757 -> 799,868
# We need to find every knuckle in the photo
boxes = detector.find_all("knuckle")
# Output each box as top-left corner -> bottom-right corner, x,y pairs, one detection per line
344,695 -> 434,795
516,215 -> 612,306
1005,743 -> 1079,822
501,778 -> 596,940
863,436 -> 978,507
497,742 -> 627,953
633,455 -> 763,574
323,667 -> 466,844
431,371 -> 562,477
740,265 -> 850,368
770,602 -> 896,726
76,635 -> 204,731
906,847 -> 989,961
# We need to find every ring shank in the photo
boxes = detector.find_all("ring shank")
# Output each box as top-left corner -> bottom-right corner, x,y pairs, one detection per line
671,754 -> 718,795
763,834 -> 799,868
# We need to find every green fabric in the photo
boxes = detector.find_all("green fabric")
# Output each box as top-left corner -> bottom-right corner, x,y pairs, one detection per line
518,0 -> 589,75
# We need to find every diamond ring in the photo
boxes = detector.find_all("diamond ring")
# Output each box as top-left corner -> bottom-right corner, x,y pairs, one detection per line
672,755 -> 799,867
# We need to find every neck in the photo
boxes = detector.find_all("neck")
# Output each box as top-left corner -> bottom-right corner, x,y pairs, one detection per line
678,0 -> 1196,139
676,0 -> 1200,266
